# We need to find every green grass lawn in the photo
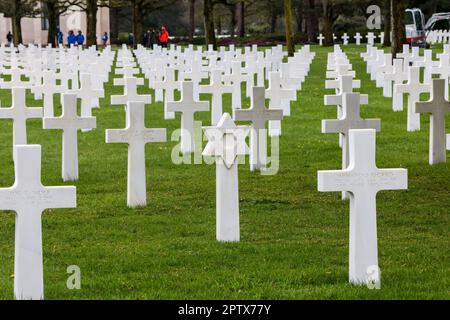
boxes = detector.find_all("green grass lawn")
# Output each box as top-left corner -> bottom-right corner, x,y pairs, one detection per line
0,44 -> 448,299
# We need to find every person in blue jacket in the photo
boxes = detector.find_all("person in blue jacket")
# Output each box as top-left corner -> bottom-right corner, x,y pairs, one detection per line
101,32 -> 108,48
76,30 -> 85,46
56,30 -> 63,45
67,30 -> 76,47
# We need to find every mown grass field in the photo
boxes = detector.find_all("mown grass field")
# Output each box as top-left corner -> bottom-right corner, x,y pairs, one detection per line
0,44 -> 448,299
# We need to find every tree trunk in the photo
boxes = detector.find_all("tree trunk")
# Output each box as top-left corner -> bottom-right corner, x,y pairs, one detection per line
46,1 -> 57,47
229,5 -> 236,38
270,0 -> 277,33
217,15 -> 222,36
110,7 -> 119,43
294,3 -> 302,33
307,0 -> 318,43
12,0 -> 22,45
86,0 -> 98,46
284,0 -> 295,56
391,0 -> 405,56
133,3 -> 143,45
203,0 -> 217,50
383,0 -> 391,47
238,1 -> 245,37
322,0 -> 333,46
189,0 -> 195,42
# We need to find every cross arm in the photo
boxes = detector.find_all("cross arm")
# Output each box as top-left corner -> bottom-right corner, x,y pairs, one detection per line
42,186 -> 77,210
105,129 -> 130,144
317,170 -> 347,192
324,94 -> 342,106
375,168 -> 408,191
322,119 -> 346,134
43,118 -> 64,130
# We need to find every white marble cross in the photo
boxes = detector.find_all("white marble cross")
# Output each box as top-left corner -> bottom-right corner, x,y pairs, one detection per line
233,87 -> 283,171
34,70 -> 64,117
318,34 -> 325,46
153,67 -> 180,120
0,68 -> 31,89
318,129 -> 407,286
43,94 -> 96,181
203,113 -> 249,242
379,32 -> 385,44
415,79 -> 450,164
366,32 -> 376,46
265,71 -> 295,137
430,53 -> 450,99
322,93 -> 381,199
199,69 -> 233,125
280,62 -> 303,91
382,59 -> 407,108
342,33 -> 349,45
0,145 -> 76,300
73,73 -> 104,132
326,64 -> 356,80
114,76 -> 144,86
394,66 -> 431,131
0,87 -> 42,145
325,75 -> 368,147
223,61 -> 250,110
115,65 -> 140,78
111,77 -> 151,107
182,58 -> 204,100
354,33 -> 363,45
167,81 -> 209,154
105,101 -> 166,207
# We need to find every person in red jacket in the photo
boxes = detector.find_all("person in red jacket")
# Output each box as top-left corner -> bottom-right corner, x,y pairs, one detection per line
159,26 -> 169,48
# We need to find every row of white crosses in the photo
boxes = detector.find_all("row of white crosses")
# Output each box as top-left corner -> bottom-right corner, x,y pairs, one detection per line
317,32 -> 385,46
133,44 -> 313,123
132,44 -> 313,164
426,30 -> 450,44
0,46 -> 114,180
0,45 -> 116,299
320,45 -> 408,287
107,45 -> 314,242
361,44 -> 450,163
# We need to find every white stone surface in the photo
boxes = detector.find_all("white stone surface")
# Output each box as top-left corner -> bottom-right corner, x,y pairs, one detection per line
322,92 -> 381,199
223,61 -> 250,110
105,102 -> 166,207
266,71 -> 296,137
394,66 -> 431,131
233,87 -> 283,171
199,69 -> 233,125
167,81 -> 209,154
0,87 -> 42,146
317,34 -> 324,46
354,33 -> 362,45
203,113 -> 249,242
153,67 -> 180,120
0,145 -> 76,300
74,73 -> 104,132
415,79 -> 450,164
43,94 -> 96,181
318,129 -> 407,286
34,70 -> 64,117
111,77 -> 151,107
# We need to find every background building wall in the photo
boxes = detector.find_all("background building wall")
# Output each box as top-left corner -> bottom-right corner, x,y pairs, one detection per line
0,8 -> 109,45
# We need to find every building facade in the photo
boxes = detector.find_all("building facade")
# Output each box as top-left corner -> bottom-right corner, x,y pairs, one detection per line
0,7 -> 110,45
